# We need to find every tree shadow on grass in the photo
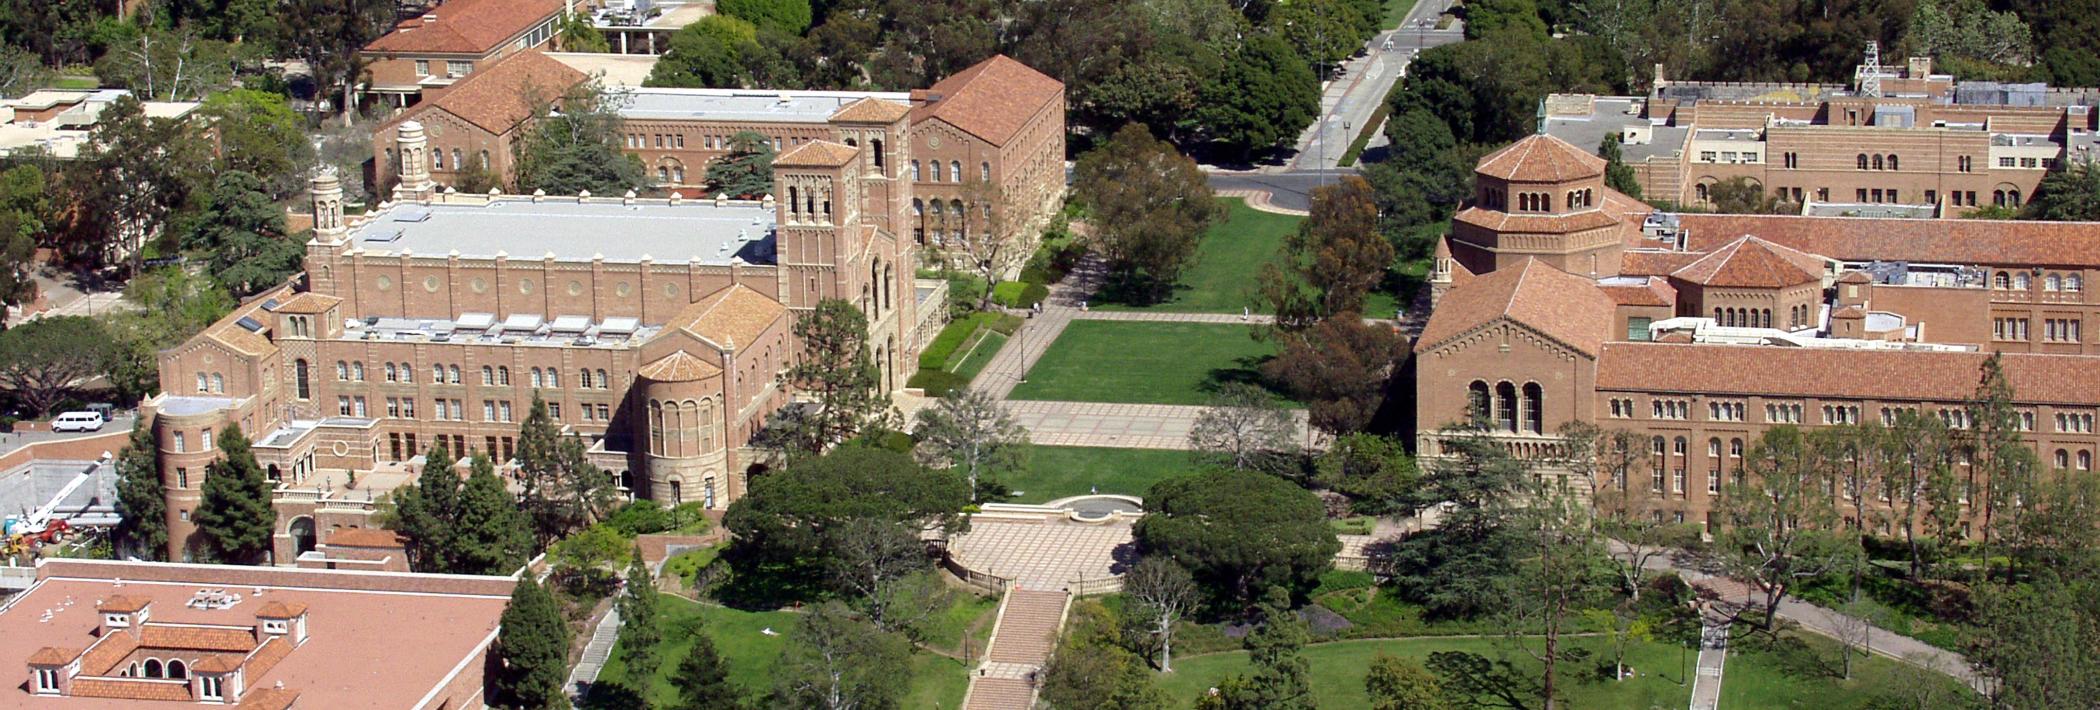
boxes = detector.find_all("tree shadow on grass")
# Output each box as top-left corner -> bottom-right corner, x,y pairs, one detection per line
1736,626 -> 1843,681
708,554 -> 830,612
1198,355 -> 1293,401
1092,272 -> 1188,308
576,681 -> 647,710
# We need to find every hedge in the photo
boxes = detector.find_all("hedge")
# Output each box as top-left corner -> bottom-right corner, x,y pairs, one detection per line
908,369 -> 970,397
992,281 -> 1049,309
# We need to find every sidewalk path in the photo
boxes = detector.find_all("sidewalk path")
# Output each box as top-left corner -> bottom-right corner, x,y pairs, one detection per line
1214,188 -> 1311,216
1689,611 -> 1729,710
565,607 -> 621,699
962,587 -> 1073,710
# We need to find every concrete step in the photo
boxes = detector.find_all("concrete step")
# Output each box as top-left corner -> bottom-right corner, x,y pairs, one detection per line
963,677 -> 1037,710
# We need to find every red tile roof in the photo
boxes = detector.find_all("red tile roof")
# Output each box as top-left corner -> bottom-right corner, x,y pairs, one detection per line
238,688 -> 300,710
1475,134 -> 1605,182
831,97 -> 913,123
1454,205 -> 1624,234
193,653 -> 244,674
255,600 -> 310,618
1621,249 -> 1703,276
323,528 -> 405,549
68,677 -> 192,701
366,0 -> 567,55
670,284 -> 786,349
774,140 -> 861,168
27,647 -> 77,665
1672,213 -> 2100,268
141,625 -> 259,652
387,49 -> 586,135
1597,343 -> 2100,406
911,55 -> 1064,147
1417,259 -> 1616,357
1599,276 -> 1677,306
270,292 -> 342,315
98,595 -> 151,613
243,636 -> 294,681
80,630 -> 139,674
638,350 -> 722,382
1669,236 -> 1825,288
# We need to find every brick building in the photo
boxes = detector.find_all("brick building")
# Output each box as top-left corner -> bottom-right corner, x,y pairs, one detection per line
1541,56 -> 2100,216
374,53 -> 1067,274
3,558 -> 512,708
140,102 -> 931,562
1418,134 -> 2100,534
360,0 -> 574,108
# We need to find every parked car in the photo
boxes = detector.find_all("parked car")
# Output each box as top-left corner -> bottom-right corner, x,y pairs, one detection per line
51,411 -> 106,433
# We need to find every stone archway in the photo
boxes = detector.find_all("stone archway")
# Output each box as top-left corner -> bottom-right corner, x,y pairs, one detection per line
288,517 -> 316,557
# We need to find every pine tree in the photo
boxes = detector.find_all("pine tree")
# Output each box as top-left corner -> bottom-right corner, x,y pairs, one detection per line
492,578 -> 571,709
783,300 -> 884,452
618,552 -> 663,686
518,393 -> 613,546
113,417 -> 167,560
393,443 -> 461,572
1218,587 -> 1314,709
193,425 -> 276,564
1598,133 -> 1644,200
673,633 -> 742,710
452,453 -> 534,575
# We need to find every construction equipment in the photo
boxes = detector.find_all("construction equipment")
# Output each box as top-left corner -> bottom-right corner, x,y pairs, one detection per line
2,453 -> 116,555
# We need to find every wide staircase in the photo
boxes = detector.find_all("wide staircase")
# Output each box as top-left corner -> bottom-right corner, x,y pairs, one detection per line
962,585 -> 1073,710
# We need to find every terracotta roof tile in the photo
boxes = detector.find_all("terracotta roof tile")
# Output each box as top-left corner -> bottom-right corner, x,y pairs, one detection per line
322,528 -> 404,549
141,625 -> 258,652
1621,249 -> 1703,276
194,653 -> 244,674
270,292 -> 341,315
638,350 -> 722,382
1475,134 -> 1605,182
1669,236 -> 1825,288
255,601 -> 310,618
1454,205 -> 1624,234
830,97 -> 913,123
366,0 -> 566,55
909,55 -> 1063,146
1597,343 -> 2100,406
388,49 -> 587,134
80,630 -> 139,674
1599,276 -> 1677,306
98,595 -> 151,613
243,636 -> 294,681
1672,213 -> 2100,268
774,140 -> 860,168
69,677 -> 192,701
27,646 -> 77,665
1417,259 -> 1616,356
238,688 -> 301,710
670,284 -> 786,349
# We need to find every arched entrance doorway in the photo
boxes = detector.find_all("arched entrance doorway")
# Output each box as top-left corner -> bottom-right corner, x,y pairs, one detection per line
288,517 -> 316,557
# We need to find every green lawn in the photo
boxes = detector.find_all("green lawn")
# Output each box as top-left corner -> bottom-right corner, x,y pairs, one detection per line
1007,321 -> 1287,406
1096,198 -> 1300,314
595,593 -> 980,708
1720,630 -> 1976,708
1002,446 -> 1196,503
951,330 -> 1006,382
1155,636 -> 1695,709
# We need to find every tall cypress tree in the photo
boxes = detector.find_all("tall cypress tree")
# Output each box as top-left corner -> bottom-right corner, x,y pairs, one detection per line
193,425 -> 276,564
452,453 -> 534,575
393,443 -> 462,572
492,577 -> 571,709
617,552 -> 663,688
113,418 -> 167,560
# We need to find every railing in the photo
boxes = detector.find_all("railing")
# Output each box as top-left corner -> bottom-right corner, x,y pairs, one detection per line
1415,430 -> 1573,461
1066,576 -> 1122,596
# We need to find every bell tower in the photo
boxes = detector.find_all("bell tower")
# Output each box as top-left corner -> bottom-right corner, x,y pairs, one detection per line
393,120 -> 435,202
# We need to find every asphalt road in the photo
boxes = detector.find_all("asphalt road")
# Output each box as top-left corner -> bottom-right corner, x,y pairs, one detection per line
1290,0 -> 1466,171
1207,170 -> 1359,211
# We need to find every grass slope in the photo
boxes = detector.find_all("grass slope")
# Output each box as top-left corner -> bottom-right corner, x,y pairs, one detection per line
1095,198 -> 1300,314
1002,446 -> 1196,503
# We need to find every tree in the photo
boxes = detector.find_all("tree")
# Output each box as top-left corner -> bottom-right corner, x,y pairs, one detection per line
92,24 -> 236,102
1908,0 -> 2035,68
1598,132 -> 1643,199
556,11 -> 611,53
1268,0 -> 1368,69
770,602 -> 912,710
1968,570 -> 2100,708
1039,600 -> 1173,709
1187,382 -> 1300,474
518,395 -> 618,547
1072,124 -> 1222,302
955,177 -> 1025,307
1966,353 -> 2038,582
453,453 -> 534,575
0,164 -> 49,309
1425,650 -> 1540,710
1365,654 -> 1448,710
0,45 -> 52,99
515,81 -> 649,196
673,633 -> 743,710
551,523 -> 630,597
1197,35 -> 1319,160
181,170 -> 303,296
648,16 -> 761,88
724,446 -> 968,596
719,0 -> 814,34
194,426 -> 276,565
1262,315 -> 1402,435
1464,0 -> 1550,41
826,519 -> 951,636
1312,433 -> 1419,516
491,578 -> 571,710
913,387 -> 1029,502
784,300 -> 885,452
1257,176 -> 1395,327
278,0 -> 396,126
1561,422 -> 1695,603
1714,426 -> 1860,629
113,418 -> 168,560
2024,161 -> 2100,222
618,553 -> 664,686
1215,587 -> 1314,710
0,316 -> 116,417
1503,485 -> 1609,709
67,95 -> 209,273
198,89 -> 317,198
391,444 -> 462,573
1124,556 -> 1198,672
1377,430 -> 1529,619
1874,411 -> 1955,579
1135,468 -> 1339,602
1833,594 -> 1877,680
703,131 -> 777,198
1705,176 -> 1788,214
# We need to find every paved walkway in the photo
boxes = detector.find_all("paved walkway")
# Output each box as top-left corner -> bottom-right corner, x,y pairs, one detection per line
565,606 -> 622,699
946,519 -> 1135,590
1213,188 -> 1311,216
963,588 -> 1072,710
1070,309 -> 1277,325
1689,610 -> 1730,710
1006,400 -> 1210,449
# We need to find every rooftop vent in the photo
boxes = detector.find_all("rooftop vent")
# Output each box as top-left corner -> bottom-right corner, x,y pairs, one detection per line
363,228 -> 404,243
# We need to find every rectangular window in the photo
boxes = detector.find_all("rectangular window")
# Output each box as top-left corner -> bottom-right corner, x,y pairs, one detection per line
174,432 -> 186,453
549,403 -> 562,420
1857,188 -> 1869,202
483,401 -> 495,421
338,396 -> 352,416
447,60 -> 472,77
1926,190 -> 1937,205
1699,151 -> 1717,162
414,59 -> 429,76
2000,156 -> 2017,167
1627,317 -> 1652,341
2021,157 -> 2039,168
178,469 -> 189,488
598,404 -> 611,420
500,400 -> 513,422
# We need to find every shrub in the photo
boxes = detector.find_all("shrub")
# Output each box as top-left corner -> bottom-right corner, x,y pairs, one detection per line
908,369 -> 970,397
604,500 -> 674,537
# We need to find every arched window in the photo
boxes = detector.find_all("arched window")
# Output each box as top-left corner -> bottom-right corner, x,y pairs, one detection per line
1467,381 -> 1491,425
2069,274 -> 2085,292
1994,190 -> 2007,206
2010,189 -> 2022,206
981,161 -> 990,181
649,401 -> 663,455
481,366 -> 494,385
658,166 -> 669,183
433,364 -> 445,383
530,368 -> 542,387
196,372 -> 208,392
336,361 -> 348,380
2047,274 -> 2061,291
1857,154 -> 1869,170
480,150 -> 490,169
1994,272 -> 2011,289
211,373 -> 224,393
1522,382 -> 1544,434
295,360 -> 310,399
932,161 -> 943,182
1495,382 -> 1518,432
580,369 -> 594,388
1695,183 -> 1710,203
872,139 -> 885,169
547,369 -> 559,387
498,366 -> 510,385
167,660 -> 187,679
950,161 -> 962,184
2081,450 -> 2093,470
433,148 -> 445,170
144,659 -> 163,678
449,365 -> 460,384
911,198 -> 923,215
1886,154 -> 1898,171
1872,154 -> 1883,170
911,160 -> 921,181
352,361 -> 364,381
385,363 -> 397,382
597,369 -> 610,388
2056,449 -> 2071,469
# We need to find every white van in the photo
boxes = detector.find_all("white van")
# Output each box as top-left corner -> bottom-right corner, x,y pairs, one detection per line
52,411 -> 105,433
